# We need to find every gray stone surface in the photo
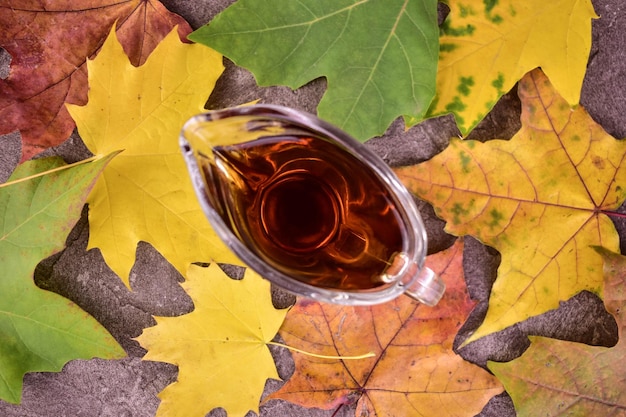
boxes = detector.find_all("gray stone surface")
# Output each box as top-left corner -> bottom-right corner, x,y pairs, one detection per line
0,0 -> 625,416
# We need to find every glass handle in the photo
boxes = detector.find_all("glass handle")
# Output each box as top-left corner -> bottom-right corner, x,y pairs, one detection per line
404,266 -> 445,307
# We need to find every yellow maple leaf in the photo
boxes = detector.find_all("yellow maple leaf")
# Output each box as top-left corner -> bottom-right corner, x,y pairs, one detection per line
427,0 -> 597,134
136,263 -> 288,417
67,26 -> 240,286
396,69 -> 626,343
488,248 -> 626,416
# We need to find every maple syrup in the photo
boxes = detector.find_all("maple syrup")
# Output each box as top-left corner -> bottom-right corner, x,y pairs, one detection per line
203,135 -> 405,290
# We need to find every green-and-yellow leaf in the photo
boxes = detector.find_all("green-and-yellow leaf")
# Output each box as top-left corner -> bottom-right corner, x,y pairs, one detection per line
0,154 -> 125,404
427,0 -> 597,134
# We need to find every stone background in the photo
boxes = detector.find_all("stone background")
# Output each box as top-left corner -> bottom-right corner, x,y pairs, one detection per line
0,0 -> 625,415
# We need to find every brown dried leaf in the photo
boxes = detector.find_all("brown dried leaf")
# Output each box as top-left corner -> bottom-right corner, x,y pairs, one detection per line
0,0 -> 190,160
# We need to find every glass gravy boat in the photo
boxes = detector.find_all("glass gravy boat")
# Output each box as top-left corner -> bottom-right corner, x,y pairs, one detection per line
180,104 -> 445,306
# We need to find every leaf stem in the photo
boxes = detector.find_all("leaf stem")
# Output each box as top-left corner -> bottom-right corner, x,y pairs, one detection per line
267,341 -> 375,360
602,210 -> 626,219
0,152 -> 121,188
331,404 -> 344,417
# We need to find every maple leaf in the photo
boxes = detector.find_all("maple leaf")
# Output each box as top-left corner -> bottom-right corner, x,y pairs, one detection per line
189,0 -> 440,141
426,0 -> 597,134
395,68 -> 626,344
0,154 -> 125,404
488,248 -> 626,416
0,0 -> 191,161
267,239 -> 503,417
135,263 -> 288,417
67,27 -> 240,286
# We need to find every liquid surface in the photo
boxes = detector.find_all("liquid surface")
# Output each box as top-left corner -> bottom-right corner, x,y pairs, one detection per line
205,135 -> 405,290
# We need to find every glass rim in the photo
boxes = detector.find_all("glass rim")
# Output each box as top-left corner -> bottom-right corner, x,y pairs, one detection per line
179,104 -> 429,305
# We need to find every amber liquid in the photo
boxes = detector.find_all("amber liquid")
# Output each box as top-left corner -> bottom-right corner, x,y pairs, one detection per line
204,135 -> 405,290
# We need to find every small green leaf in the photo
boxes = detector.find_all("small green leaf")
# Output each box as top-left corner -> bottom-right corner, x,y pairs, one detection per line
190,0 -> 440,141
0,153 -> 125,404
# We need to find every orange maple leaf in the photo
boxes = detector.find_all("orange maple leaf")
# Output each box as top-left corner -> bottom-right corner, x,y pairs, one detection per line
0,0 -> 190,161
268,239 -> 503,416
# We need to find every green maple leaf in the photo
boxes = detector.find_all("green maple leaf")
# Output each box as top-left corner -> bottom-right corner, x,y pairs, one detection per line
190,0 -> 439,141
0,154 -> 125,404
